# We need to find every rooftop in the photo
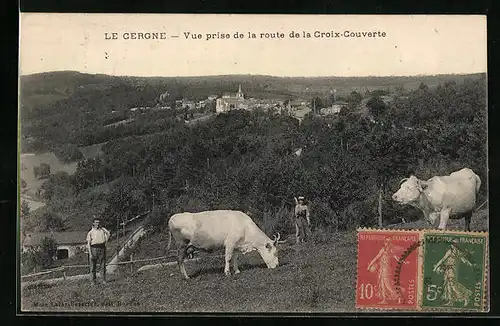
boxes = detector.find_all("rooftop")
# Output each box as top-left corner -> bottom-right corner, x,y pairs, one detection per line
22,231 -> 89,247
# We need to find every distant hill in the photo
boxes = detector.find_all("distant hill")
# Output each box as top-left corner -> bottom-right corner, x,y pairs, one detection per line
19,70 -> 485,152
20,70 -> 485,112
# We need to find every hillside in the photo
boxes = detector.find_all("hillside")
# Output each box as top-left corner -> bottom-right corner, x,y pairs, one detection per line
19,71 -> 488,278
20,207 -> 488,312
19,71 -> 485,153
21,231 -> 357,312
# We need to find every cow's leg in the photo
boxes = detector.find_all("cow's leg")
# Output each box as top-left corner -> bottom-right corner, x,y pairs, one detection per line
224,244 -> 235,276
464,212 -> 472,232
233,250 -> 240,275
186,245 -> 195,259
177,245 -> 190,280
428,213 -> 439,228
438,209 -> 451,230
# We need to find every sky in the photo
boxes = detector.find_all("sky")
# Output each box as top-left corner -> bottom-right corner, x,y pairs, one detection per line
19,14 -> 487,77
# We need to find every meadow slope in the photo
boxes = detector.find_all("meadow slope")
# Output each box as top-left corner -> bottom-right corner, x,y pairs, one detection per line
22,232 -> 358,312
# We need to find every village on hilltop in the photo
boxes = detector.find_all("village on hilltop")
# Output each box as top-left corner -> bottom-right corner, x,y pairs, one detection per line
124,84 -> 380,125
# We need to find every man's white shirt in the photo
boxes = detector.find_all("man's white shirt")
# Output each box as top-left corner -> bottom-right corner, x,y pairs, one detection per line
87,227 -> 111,245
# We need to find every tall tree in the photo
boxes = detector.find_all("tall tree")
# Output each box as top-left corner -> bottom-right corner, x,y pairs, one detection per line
347,90 -> 363,109
366,96 -> 387,120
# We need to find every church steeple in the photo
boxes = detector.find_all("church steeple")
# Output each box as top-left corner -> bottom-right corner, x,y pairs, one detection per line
237,84 -> 244,98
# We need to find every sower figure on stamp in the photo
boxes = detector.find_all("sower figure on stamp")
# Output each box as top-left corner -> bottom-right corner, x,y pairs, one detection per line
433,239 -> 473,307
294,196 -> 311,244
87,216 -> 111,285
367,237 -> 409,304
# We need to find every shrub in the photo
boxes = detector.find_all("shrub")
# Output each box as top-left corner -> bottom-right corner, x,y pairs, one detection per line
146,207 -> 171,233
21,237 -> 58,273
258,205 -> 294,238
40,237 -> 58,268
34,163 -> 51,179
53,144 -> 84,163
40,210 -> 66,232
337,199 -> 375,230
21,248 -> 44,274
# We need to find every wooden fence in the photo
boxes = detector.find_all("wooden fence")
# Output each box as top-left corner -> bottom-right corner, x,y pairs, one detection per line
21,251 -> 179,282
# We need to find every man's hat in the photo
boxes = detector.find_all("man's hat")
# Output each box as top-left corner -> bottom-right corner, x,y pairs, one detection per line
298,196 -> 305,200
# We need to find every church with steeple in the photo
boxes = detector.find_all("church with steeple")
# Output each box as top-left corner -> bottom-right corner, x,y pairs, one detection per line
216,84 -> 247,113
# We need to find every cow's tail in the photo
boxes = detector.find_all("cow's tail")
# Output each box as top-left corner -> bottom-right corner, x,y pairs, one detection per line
165,216 -> 175,256
167,228 -> 172,252
474,173 -> 482,194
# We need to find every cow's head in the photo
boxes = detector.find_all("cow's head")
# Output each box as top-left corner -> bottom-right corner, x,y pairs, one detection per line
258,233 -> 285,269
392,175 -> 428,204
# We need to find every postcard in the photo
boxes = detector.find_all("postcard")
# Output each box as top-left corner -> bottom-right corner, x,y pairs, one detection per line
18,13 -> 488,314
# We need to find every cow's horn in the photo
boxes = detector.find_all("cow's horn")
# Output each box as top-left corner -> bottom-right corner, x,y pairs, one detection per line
399,178 -> 409,185
273,232 -> 281,244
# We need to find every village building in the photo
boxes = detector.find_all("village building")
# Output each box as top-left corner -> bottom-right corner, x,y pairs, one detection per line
321,101 -> 348,115
216,84 -> 246,113
181,99 -> 196,110
152,106 -> 171,111
22,231 -> 89,260
380,95 -> 395,105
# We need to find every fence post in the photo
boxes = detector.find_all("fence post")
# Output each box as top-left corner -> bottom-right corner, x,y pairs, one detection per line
378,185 -> 383,228
62,267 -> 67,280
130,253 -> 134,274
88,249 -> 92,274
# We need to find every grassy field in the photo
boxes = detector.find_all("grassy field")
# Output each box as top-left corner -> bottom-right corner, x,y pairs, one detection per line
20,152 -> 78,198
21,231 -> 358,312
20,143 -> 106,202
386,209 -> 488,232
20,208 -> 488,313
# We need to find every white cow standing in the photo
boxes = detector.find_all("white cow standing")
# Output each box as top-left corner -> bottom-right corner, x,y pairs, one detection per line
167,210 -> 284,279
392,168 -> 481,231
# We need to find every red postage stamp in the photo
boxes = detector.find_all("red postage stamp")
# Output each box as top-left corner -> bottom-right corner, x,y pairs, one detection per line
356,229 -> 421,310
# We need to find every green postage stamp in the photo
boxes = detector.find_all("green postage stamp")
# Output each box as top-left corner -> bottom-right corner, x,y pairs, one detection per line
421,231 -> 488,311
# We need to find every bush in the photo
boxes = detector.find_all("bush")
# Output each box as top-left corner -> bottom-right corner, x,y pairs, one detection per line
366,96 -> 387,119
258,205 -> 294,238
308,199 -> 338,231
21,200 -> 30,218
21,236 -> 58,273
21,248 -> 44,274
337,199 -> 376,230
146,207 -> 171,233
53,144 -> 84,163
40,210 -> 66,231
34,163 -> 51,179
40,171 -> 76,201
40,237 -> 58,267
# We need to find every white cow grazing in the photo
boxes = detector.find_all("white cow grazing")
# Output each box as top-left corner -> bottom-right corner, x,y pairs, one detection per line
392,168 -> 481,231
168,210 -> 284,279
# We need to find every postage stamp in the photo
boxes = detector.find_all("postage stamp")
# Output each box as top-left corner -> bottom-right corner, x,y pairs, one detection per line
421,231 -> 489,312
356,229 -> 420,310
356,228 -> 489,312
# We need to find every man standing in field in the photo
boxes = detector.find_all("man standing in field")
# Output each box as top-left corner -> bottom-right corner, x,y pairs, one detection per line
294,196 -> 311,244
87,217 -> 111,285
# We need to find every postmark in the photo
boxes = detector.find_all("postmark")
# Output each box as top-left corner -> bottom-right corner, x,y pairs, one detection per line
421,231 -> 488,312
356,228 -> 420,310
